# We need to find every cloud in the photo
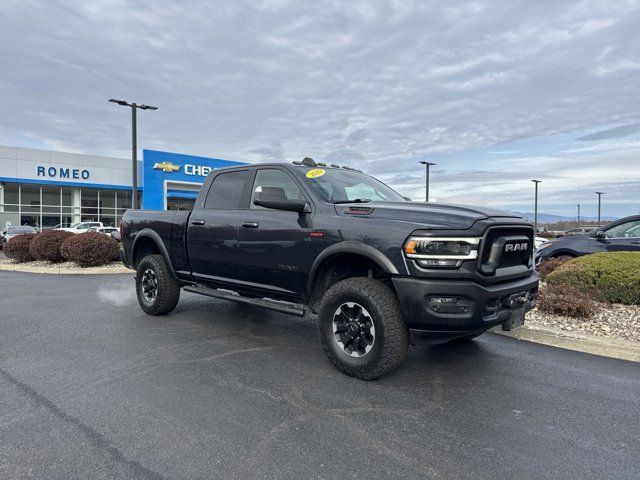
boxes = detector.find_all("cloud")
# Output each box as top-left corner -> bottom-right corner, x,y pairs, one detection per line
576,123 -> 640,141
0,0 -> 639,216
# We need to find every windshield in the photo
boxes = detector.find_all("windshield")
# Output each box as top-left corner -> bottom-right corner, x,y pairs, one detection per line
70,222 -> 81,228
8,226 -> 35,233
302,169 -> 405,203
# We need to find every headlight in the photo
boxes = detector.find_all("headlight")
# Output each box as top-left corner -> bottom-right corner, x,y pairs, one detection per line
536,242 -> 551,250
404,237 -> 480,268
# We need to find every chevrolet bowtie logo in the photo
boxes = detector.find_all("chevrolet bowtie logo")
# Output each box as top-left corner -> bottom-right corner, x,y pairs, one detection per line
153,162 -> 181,173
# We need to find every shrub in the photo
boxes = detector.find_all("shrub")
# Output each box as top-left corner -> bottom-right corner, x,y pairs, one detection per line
537,256 -> 571,281
63,232 -> 120,267
28,230 -> 74,262
3,234 -> 37,263
546,252 -> 640,305
537,284 -> 599,318
60,234 -> 83,261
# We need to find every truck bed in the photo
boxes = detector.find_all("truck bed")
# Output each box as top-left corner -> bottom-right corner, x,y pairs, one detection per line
121,210 -> 192,275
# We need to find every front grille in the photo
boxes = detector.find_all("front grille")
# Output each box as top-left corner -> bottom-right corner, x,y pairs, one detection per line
479,226 -> 534,274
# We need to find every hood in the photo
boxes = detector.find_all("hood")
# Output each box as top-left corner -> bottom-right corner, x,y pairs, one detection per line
335,201 -> 523,230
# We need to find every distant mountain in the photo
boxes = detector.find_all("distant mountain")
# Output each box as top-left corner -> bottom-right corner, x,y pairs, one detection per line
511,212 -> 617,224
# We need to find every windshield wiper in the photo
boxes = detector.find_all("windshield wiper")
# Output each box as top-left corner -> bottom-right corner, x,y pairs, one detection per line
333,198 -> 372,204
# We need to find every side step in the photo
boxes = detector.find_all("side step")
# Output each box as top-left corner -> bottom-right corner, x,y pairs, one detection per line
183,285 -> 306,317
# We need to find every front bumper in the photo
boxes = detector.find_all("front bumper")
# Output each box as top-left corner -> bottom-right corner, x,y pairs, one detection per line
392,272 -> 539,345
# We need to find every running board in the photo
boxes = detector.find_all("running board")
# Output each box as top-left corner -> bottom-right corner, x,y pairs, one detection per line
183,285 -> 306,317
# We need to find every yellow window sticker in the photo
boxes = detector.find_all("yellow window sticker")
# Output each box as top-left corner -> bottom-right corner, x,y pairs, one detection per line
306,168 -> 326,179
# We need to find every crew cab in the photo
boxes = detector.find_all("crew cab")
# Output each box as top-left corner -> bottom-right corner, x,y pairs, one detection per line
120,158 -> 538,379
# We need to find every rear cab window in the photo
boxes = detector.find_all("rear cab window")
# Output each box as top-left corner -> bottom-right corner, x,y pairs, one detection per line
204,170 -> 250,209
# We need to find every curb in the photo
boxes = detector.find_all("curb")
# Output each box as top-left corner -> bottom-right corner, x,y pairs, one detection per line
0,263 -> 131,275
491,324 -> 640,363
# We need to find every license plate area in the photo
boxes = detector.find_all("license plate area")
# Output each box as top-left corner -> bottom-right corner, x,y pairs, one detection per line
502,306 -> 525,331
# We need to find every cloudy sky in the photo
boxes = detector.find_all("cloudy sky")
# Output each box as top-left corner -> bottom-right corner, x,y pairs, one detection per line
1,0 -> 639,218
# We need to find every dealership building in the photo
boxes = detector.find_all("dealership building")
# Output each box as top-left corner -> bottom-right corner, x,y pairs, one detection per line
0,145 -> 245,229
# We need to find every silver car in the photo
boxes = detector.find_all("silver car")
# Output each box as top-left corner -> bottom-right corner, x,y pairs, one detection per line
0,226 -> 38,248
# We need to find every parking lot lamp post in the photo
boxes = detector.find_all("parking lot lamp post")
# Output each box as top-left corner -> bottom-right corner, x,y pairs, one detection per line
419,161 -> 437,202
577,204 -> 581,223
109,99 -> 158,209
595,192 -> 604,227
531,180 -> 542,232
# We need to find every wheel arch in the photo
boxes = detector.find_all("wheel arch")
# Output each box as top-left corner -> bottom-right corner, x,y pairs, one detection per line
306,242 -> 400,310
549,249 -> 579,258
132,229 -> 178,280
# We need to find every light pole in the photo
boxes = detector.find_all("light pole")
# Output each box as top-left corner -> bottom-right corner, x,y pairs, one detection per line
109,99 -> 158,209
419,161 -> 437,202
577,204 -> 581,223
531,180 -> 542,232
595,191 -> 604,227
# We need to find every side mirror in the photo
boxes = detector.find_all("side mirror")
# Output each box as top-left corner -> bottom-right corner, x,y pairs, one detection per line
253,198 -> 310,213
403,196 -> 412,201
593,230 -> 606,239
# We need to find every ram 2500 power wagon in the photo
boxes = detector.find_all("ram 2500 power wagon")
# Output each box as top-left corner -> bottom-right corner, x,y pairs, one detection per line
120,158 -> 538,379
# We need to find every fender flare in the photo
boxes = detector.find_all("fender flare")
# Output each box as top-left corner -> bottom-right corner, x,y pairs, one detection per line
132,229 -> 178,280
306,241 -> 399,298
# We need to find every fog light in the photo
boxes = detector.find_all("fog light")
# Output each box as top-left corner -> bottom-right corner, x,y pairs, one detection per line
417,259 -> 461,268
431,297 -> 458,304
428,297 -> 471,315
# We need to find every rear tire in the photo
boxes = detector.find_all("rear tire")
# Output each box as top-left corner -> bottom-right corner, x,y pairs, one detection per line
136,254 -> 180,315
317,277 -> 409,380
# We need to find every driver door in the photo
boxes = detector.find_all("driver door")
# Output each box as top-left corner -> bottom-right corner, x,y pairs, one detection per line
235,168 -> 312,298
589,219 -> 640,253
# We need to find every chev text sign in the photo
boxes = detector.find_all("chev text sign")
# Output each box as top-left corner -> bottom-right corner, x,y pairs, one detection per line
184,164 -> 213,177
37,165 -> 90,180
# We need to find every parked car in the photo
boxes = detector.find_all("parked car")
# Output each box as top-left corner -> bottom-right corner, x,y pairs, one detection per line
56,221 -> 103,234
87,226 -> 119,236
0,225 -> 38,248
536,215 -> 640,263
534,236 -> 549,250
120,159 -> 538,379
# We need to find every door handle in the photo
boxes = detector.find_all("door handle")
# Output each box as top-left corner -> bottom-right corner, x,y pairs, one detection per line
242,221 -> 259,228
191,219 -> 205,226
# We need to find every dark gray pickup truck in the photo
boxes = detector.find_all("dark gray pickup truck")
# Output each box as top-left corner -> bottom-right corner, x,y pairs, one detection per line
120,158 -> 538,379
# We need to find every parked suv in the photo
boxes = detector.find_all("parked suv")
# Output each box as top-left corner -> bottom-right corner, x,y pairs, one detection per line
121,159 -> 539,379
536,215 -> 640,262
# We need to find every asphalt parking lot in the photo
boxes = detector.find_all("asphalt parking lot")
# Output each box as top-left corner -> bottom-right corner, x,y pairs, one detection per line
1,271 -> 639,479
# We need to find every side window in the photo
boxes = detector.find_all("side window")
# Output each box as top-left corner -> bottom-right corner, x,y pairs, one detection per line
204,170 -> 249,209
250,169 -> 304,209
605,220 -> 640,238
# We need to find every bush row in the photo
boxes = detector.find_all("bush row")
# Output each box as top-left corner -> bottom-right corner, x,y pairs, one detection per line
536,252 -> 640,318
4,230 -> 119,267
545,252 -> 640,306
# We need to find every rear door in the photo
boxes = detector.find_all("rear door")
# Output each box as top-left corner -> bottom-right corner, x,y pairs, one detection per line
187,169 -> 251,283
235,167 -> 312,297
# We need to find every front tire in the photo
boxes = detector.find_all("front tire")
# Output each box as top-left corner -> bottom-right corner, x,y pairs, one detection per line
317,277 -> 409,380
136,254 -> 180,315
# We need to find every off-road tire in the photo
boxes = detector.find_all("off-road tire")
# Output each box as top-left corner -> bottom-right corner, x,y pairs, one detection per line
317,277 -> 409,380
136,254 -> 180,315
